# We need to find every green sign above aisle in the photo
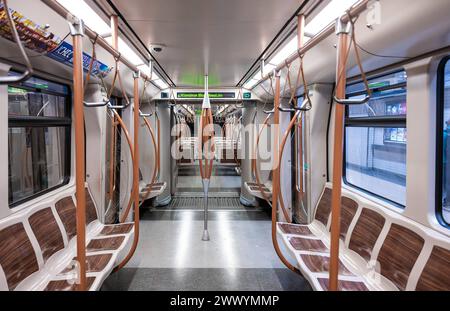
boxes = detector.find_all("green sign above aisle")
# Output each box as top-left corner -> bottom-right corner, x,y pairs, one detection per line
177,92 -> 236,99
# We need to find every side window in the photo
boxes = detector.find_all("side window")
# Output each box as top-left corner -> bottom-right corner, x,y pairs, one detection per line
8,74 -> 71,208
344,71 -> 407,207
437,57 -> 450,226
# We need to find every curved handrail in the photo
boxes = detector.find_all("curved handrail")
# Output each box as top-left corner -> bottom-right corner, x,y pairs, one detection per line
108,102 -> 128,110
251,112 -> 290,222
0,0 -> 33,85
333,94 -> 370,105
278,98 -> 312,113
82,36 -> 111,107
111,108 -> 136,223
140,113 -> 159,201
155,110 -> 161,180
103,56 -> 131,110
251,114 -> 273,203
277,109 -> 309,216
140,111 -> 152,118
275,45 -> 313,224
114,73 -> 141,272
270,73 -> 300,275
84,100 -> 110,107
333,12 -> 372,106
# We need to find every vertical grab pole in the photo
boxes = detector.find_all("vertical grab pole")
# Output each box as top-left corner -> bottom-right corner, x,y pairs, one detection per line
273,73 -> 281,215
201,75 -> 211,241
271,71 -> 300,274
329,19 -> 351,291
131,70 -> 140,252
111,14 -> 119,51
109,14 -> 119,213
114,71 -> 141,271
296,14 -> 306,222
69,18 -> 87,291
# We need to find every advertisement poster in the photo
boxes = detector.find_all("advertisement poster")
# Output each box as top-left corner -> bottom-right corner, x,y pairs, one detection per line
46,41 -> 111,77
0,3 -> 111,77
0,3 -> 61,53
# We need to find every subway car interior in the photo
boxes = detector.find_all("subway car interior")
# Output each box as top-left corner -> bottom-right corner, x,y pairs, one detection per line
0,0 -> 449,293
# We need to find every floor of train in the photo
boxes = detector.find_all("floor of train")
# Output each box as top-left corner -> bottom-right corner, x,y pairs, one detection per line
101,164 -> 312,291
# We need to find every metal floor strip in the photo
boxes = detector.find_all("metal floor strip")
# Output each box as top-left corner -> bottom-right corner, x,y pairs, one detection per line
158,195 -> 247,210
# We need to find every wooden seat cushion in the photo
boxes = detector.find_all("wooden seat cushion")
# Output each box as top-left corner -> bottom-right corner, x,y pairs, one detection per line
45,277 -> 96,291
61,254 -> 113,274
0,223 -> 39,290
314,188 -> 332,225
29,207 -> 65,261
335,197 -> 358,240
278,223 -> 313,236
416,246 -> 450,291
377,224 -> 425,291
288,237 -> 328,253
317,278 -> 369,291
55,197 -> 77,240
87,236 -> 125,252
300,254 -> 354,276
100,223 -> 133,236
348,208 -> 385,261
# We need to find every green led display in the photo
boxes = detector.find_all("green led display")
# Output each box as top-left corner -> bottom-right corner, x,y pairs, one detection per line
177,92 -> 236,99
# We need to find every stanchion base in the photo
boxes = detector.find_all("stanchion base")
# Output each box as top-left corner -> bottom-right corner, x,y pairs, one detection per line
202,230 -> 210,241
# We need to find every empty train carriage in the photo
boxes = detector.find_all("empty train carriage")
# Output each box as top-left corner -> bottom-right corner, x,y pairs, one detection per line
0,0 -> 449,292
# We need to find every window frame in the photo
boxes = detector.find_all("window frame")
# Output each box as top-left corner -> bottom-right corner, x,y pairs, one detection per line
8,75 -> 72,209
436,55 -> 450,228
342,70 -> 407,208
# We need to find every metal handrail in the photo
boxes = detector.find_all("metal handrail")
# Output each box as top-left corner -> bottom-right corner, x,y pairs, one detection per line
333,94 -> 370,105
278,98 -> 312,112
0,0 -> 33,84
83,99 -> 110,107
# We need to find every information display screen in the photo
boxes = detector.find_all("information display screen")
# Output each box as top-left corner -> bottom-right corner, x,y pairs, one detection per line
177,92 -> 236,99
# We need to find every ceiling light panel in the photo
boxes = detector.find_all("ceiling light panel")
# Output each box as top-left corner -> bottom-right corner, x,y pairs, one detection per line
56,0 -> 110,35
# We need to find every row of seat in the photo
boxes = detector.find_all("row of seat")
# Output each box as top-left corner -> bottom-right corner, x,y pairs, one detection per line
138,169 -> 167,200
0,184 -> 134,291
244,181 -> 272,200
277,184 -> 450,291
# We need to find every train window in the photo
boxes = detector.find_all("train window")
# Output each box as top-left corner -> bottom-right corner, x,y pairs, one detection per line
344,71 -> 407,207
437,57 -> 450,226
7,76 -> 71,208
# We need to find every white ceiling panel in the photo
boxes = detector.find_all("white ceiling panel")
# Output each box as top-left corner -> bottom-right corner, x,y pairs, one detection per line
105,0 -> 302,88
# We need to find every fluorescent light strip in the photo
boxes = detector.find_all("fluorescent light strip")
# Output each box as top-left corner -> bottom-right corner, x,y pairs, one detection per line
57,0 -> 169,89
56,0 -> 110,35
246,0 -> 360,89
153,78 -> 169,89
304,0 -> 360,35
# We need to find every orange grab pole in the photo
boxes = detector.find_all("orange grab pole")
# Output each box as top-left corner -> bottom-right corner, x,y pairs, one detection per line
70,20 -> 87,291
156,114 -> 161,177
271,73 -> 301,275
115,72 -> 141,271
329,21 -> 351,292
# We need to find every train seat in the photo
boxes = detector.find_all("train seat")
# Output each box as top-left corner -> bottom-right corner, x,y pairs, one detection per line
277,184 -> 450,291
0,185 -> 134,291
138,169 -> 167,200
277,187 -> 335,242
244,181 -> 272,200
139,182 -> 167,200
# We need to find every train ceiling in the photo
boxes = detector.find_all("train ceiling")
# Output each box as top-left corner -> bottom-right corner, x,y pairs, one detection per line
93,0 -> 306,88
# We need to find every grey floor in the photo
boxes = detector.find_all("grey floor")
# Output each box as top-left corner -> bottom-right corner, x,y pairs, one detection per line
177,165 -> 241,193
102,165 -> 311,291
